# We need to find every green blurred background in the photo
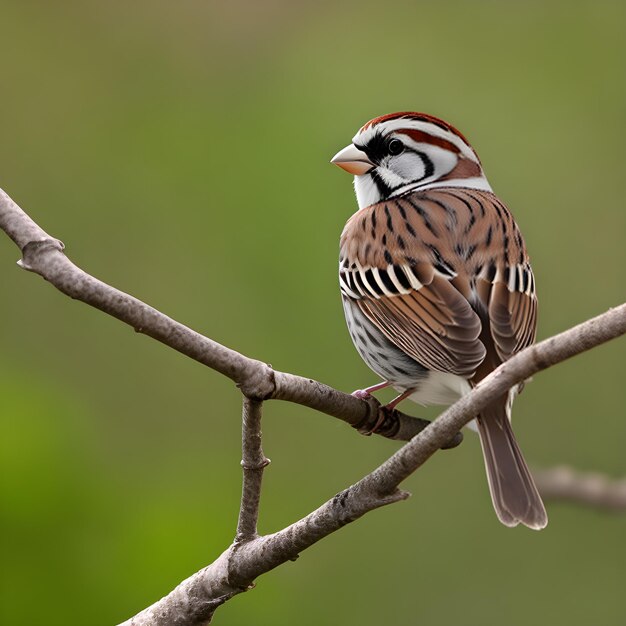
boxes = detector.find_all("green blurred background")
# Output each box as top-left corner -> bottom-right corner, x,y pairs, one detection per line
1,1 -> 625,624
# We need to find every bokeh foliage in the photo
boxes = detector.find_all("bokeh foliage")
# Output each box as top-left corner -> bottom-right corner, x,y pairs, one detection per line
1,1 -> 624,624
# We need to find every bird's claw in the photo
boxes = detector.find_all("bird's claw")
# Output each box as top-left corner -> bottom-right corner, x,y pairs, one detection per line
351,389 -> 373,400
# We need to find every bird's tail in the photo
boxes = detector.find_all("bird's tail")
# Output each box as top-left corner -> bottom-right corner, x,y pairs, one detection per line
476,399 -> 548,530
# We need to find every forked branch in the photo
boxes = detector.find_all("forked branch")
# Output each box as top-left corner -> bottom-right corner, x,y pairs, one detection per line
1,187 -> 624,626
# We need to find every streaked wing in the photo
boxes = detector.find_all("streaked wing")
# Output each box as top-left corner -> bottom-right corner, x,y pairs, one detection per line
355,269 -> 485,376
339,188 -> 537,378
479,267 -> 537,363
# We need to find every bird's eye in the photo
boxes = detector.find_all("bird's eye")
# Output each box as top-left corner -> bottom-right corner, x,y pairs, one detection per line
388,138 -> 404,156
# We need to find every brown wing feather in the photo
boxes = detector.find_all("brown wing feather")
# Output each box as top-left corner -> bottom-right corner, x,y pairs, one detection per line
357,275 -> 485,376
339,188 -> 537,378
489,279 -> 537,362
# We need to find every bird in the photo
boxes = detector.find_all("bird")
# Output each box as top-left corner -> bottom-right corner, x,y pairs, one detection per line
331,111 -> 547,530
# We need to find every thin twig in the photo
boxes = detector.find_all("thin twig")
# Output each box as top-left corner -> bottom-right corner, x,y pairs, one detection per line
535,466 -> 626,512
236,398 -> 270,542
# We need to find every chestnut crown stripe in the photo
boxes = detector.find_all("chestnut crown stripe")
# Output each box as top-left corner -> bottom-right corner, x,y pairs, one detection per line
396,128 -> 462,155
360,111 -> 472,147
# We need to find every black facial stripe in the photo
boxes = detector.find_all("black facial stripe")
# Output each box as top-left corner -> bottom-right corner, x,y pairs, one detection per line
369,168 -> 393,199
357,131 -> 387,162
415,150 -> 435,179
362,131 -> 437,200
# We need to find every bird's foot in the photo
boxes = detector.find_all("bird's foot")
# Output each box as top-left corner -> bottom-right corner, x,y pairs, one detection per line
351,381 -> 391,400
361,388 -> 417,435
383,388 -> 416,412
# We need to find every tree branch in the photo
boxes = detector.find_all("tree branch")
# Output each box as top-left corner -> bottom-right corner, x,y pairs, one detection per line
535,466 -> 626,512
0,188 -> 461,448
236,398 -> 270,542
1,186 -> 624,626
119,304 -> 625,626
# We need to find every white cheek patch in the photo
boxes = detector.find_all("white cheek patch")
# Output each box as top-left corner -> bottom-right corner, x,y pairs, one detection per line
402,142 -> 458,181
388,152 -> 426,181
377,165 -> 409,189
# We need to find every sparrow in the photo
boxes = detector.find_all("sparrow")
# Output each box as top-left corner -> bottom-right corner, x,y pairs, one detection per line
331,112 -> 547,529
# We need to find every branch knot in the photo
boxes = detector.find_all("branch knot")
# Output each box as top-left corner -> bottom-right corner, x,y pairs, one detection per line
237,362 -> 276,400
18,237 -> 65,271
240,458 -> 271,471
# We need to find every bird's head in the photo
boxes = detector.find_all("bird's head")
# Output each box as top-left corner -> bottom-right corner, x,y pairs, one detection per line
331,112 -> 491,209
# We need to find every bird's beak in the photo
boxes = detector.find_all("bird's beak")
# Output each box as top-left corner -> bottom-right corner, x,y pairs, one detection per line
331,144 -> 375,175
